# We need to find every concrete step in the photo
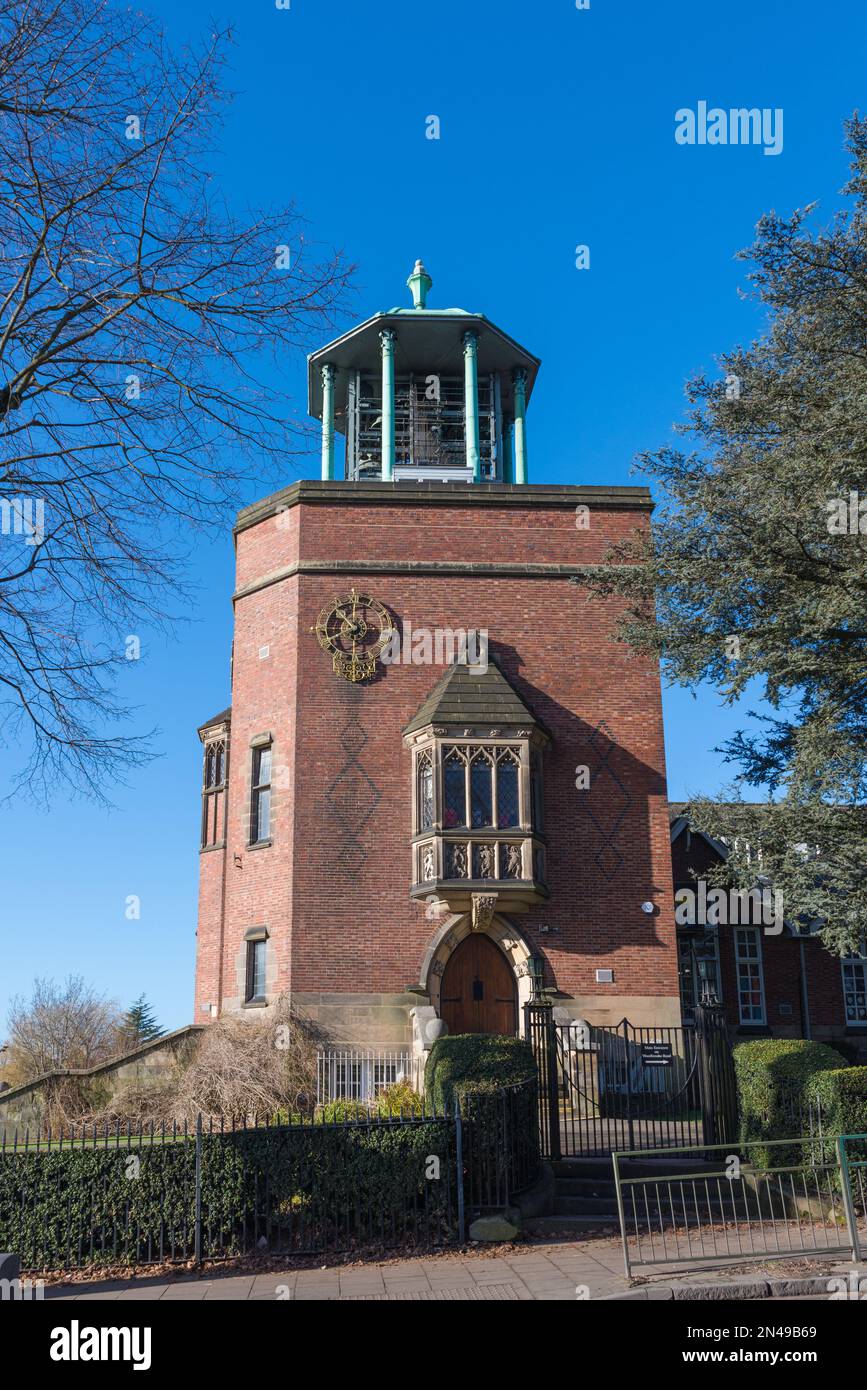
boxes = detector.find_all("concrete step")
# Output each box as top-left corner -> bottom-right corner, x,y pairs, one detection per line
551,1159 -> 616,1178
551,1156 -> 721,1180
554,1176 -> 617,1198
524,1215 -> 621,1236
554,1195 -> 618,1216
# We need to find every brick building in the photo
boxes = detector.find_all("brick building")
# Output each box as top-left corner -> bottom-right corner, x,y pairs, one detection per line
193,262 -> 683,1057
671,808 -> 867,1059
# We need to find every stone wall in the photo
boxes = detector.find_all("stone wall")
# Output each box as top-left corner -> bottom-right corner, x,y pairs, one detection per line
0,1026 -> 204,1139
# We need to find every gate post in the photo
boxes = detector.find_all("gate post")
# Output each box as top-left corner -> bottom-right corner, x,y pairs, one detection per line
525,1000 -> 561,1162
694,992 -> 738,1150
622,1019 -> 635,1152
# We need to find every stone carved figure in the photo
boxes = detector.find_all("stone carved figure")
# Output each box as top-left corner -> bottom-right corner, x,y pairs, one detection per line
422,844 -> 436,881
477,844 -> 494,878
448,843 -> 468,878
506,844 -> 522,878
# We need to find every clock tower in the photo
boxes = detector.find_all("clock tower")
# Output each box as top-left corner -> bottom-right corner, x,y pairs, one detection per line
193,262 -> 679,1057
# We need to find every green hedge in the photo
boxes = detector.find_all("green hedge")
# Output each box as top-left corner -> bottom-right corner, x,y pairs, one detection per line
734,1038 -> 847,1167
0,1118 -> 457,1271
807,1066 -> 867,1152
424,1034 -> 537,1111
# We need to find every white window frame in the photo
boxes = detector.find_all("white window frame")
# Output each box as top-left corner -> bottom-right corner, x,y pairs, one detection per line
841,942 -> 867,1028
734,926 -> 767,1026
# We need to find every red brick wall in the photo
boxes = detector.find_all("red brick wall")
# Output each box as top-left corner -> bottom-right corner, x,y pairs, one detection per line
673,825 -> 855,1044
195,488 -> 680,1021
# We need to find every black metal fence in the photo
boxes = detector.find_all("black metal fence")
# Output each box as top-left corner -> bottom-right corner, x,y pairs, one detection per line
0,1080 -> 540,1272
527,1000 -> 738,1158
461,1078 -> 540,1212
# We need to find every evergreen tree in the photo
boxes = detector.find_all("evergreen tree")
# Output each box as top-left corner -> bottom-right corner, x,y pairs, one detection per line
118,995 -> 164,1049
576,118 -> 867,955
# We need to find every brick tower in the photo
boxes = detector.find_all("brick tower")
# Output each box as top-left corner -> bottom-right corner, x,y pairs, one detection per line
194,261 -> 679,1054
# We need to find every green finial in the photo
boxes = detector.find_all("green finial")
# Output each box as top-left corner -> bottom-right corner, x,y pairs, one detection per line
407,258 -> 432,309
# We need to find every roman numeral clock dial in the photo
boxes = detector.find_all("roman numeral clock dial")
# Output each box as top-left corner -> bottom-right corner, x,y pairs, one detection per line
311,589 -> 394,682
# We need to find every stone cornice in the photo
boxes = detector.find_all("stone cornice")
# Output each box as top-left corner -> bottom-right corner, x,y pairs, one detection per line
233,558 -> 609,605
234,479 -> 653,536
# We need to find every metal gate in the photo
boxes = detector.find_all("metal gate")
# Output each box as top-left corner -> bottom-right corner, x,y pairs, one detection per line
526,1001 -> 737,1158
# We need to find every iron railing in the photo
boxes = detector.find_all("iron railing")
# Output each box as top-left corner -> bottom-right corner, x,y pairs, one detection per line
315,1048 -> 412,1104
526,1002 -> 739,1158
613,1134 -> 867,1278
0,1076 -> 541,1272
461,1077 -> 540,1212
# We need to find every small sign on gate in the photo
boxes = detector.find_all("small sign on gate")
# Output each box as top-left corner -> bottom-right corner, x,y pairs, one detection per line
640,1042 -> 673,1067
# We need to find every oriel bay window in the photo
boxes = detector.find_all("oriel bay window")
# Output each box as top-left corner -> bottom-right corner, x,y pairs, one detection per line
408,737 -> 548,915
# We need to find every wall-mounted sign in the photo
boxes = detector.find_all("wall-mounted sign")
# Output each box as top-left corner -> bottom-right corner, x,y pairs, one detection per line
640,1042 -> 673,1068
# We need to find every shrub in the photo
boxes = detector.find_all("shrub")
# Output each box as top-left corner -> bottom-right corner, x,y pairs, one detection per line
315,1100 -> 370,1124
0,1114 -> 458,1270
425,1034 -> 536,1111
375,1081 -> 425,1118
734,1038 -> 847,1167
807,1066 -> 867,1152
168,999 -> 320,1124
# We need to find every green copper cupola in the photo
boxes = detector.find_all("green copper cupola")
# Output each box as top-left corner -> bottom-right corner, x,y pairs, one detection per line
308,260 -> 540,484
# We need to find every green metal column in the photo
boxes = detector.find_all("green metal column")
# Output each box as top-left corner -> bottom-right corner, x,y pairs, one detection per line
380,329 -> 395,480
513,367 -> 528,484
502,418 -> 514,484
463,330 -> 481,482
320,363 -> 336,481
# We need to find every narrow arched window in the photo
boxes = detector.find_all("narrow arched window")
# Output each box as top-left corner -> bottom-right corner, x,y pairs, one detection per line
201,738 -> 227,848
497,750 -> 520,828
418,752 -> 434,831
470,750 -> 493,828
443,749 -> 466,828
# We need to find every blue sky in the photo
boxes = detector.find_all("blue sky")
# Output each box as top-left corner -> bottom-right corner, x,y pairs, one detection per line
3,0 -> 864,1035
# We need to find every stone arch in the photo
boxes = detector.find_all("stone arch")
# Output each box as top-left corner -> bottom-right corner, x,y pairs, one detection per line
419,911 -> 536,1028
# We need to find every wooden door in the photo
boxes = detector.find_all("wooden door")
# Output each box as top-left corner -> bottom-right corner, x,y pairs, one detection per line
440,934 -> 517,1036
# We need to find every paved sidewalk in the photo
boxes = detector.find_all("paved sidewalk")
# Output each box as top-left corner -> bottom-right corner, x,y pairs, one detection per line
46,1241 -> 629,1302
42,1238 -> 853,1302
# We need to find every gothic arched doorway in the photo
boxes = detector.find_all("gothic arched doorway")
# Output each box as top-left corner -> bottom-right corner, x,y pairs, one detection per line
439,934 -> 518,1036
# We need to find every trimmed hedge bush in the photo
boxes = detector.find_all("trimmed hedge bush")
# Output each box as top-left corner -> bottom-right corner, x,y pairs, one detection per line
0,1117 -> 457,1271
734,1038 -> 847,1166
807,1066 -> 867,1147
425,1034 -> 536,1111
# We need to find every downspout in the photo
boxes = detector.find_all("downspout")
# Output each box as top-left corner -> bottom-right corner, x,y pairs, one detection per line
799,934 -> 812,1040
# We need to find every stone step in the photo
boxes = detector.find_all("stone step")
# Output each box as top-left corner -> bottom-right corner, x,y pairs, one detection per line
524,1215 -> 620,1236
554,1194 -> 618,1216
551,1157 -> 721,1180
554,1176 -> 617,1198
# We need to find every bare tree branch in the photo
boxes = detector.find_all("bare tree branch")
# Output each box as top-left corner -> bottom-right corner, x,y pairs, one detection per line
0,0 -> 354,799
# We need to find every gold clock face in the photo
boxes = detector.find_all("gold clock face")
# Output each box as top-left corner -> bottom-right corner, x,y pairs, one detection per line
312,589 -> 394,682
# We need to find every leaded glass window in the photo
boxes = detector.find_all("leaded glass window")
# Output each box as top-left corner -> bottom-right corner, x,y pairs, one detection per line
470,751 -> 494,828
444,750 -> 466,828
497,751 -> 520,828
418,753 -> 434,831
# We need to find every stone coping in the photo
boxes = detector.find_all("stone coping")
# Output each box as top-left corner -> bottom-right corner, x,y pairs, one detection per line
0,1025 -> 205,1104
235,479 -> 653,534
